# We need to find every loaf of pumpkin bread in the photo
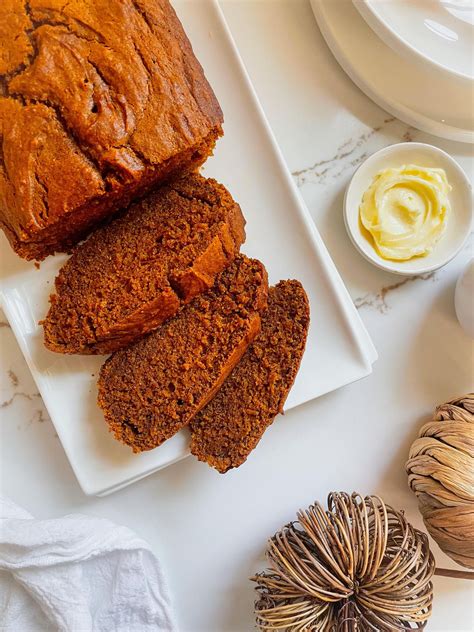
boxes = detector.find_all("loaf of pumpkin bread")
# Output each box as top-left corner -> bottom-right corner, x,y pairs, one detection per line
42,174 -> 245,354
0,0 -> 222,259
190,280 -> 310,472
98,255 -> 268,452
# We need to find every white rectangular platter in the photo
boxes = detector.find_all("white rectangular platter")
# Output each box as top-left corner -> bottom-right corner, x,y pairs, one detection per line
0,0 -> 376,496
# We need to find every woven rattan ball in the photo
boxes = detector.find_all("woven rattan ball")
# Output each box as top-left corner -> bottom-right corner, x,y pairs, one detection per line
407,394 -> 474,569
253,492 -> 435,631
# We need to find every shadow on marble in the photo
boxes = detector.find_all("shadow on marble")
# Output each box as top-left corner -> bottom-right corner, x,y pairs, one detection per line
374,410 -> 432,507
214,547 -> 262,632
406,280 -> 472,400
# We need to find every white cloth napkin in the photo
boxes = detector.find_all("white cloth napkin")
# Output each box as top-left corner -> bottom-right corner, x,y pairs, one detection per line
0,496 -> 177,632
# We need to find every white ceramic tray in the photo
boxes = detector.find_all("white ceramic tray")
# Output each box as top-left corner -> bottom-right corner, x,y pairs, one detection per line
311,0 -> 474,144
0,0 -> 376,496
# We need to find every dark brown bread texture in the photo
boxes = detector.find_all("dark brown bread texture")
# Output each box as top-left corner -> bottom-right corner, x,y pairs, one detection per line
98,256 -> 268,452
0,0 -> 223,260
42,174 -> 246,354
190,280 -> 310,473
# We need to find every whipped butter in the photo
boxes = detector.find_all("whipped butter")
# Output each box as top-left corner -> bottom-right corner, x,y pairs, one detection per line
359,164 -> 451,261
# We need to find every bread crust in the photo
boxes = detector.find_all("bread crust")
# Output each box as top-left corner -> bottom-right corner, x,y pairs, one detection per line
0,0 -> 223,259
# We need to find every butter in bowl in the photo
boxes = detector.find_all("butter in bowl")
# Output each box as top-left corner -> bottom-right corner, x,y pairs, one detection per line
344,142 -> 472,275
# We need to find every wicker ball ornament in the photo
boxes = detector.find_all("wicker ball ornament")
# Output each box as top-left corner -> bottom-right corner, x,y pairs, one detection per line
253,492 -> 435,631
407,394 -> 474,569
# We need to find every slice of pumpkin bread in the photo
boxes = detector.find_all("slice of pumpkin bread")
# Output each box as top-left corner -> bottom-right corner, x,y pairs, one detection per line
98,255 -> 268,452
190,280 -> 309,473
42,174 -> 245,354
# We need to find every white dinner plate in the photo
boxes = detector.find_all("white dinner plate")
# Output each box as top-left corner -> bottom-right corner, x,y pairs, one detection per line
354,0 -> 474,82
311,0 -> 474,144
0,0 -> 376,496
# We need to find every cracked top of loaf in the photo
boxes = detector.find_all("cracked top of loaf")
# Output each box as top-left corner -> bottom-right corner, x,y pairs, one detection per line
0,0 -> 223,259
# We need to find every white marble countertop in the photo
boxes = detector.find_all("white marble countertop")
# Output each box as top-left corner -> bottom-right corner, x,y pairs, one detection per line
1,2 -> 472,630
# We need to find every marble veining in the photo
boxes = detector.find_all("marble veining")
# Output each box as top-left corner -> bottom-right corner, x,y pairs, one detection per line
354,272 -> 436,313
8,369 -> 18,387
1,312 -> 49,427
291,117 -> 399,186
31,408 -> 48,424
401,127 -> 416,143
354,234 -> 472,313
1,391 -> 41,410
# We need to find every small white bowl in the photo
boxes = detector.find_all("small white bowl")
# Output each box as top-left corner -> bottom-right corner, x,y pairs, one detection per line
344,142 -> 473,276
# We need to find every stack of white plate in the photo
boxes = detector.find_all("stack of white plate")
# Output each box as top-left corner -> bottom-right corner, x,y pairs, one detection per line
311,0 -> 474,144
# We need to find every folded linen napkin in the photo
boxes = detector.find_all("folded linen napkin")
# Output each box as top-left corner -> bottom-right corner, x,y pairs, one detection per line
0,496 -> 177,631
